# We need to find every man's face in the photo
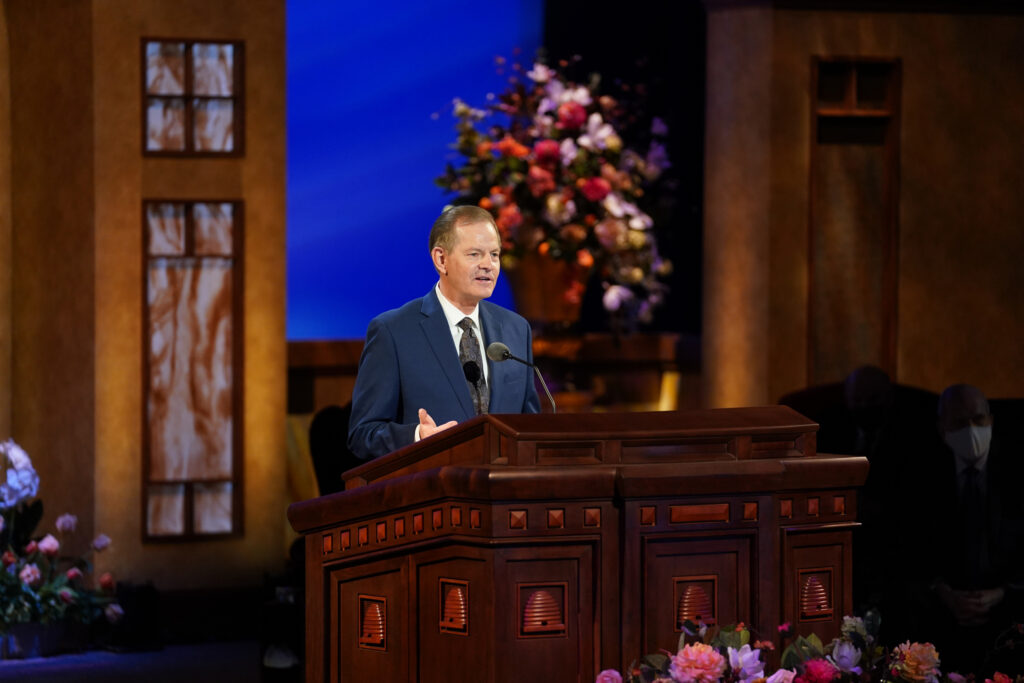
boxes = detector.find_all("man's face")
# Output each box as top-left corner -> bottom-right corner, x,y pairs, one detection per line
435,219 -> 501,312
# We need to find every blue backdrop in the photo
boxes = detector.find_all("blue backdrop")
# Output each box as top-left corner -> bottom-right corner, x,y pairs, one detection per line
286,1 -> 544,339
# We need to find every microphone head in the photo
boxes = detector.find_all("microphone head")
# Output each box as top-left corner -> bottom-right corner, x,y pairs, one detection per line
486,342 -> 511,362
462,360 -> 481,383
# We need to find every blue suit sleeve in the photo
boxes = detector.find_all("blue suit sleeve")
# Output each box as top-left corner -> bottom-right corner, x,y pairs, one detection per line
347,317 -> 418,459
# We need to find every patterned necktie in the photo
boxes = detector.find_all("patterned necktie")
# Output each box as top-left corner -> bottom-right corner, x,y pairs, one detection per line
456,317 -> 488,415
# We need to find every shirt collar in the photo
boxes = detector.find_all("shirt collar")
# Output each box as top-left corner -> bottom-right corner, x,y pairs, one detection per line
955,451 -> 989,478
435,283 -> 481,331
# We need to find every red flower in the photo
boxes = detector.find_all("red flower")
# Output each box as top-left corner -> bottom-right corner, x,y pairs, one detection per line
580,177 -> 612,202
800,659 -> 838,683
99,571 -> 116,592
66,567 -> 84,581
533,139 -> 561,166
526,165 -> 556,198
1,550 -> 15,567
59,588 -> 76,604
24,540 -> 38,555
556,101 -> 587,130
496,204 -> 523,234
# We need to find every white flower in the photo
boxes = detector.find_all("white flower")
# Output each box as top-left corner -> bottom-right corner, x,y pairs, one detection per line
828,640 -> 863,674
577,112 -> 616,151
526,63 -> 555,83
765,669 -> 797,683
0,439 -> 39,509
602,285 -> 634,312
559,138 -> 579,166
727,644 -> 765,681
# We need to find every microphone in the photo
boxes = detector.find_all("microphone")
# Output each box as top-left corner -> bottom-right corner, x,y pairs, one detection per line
486,342 -> 557,414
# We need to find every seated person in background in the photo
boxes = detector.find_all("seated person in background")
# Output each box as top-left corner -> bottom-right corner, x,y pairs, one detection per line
348,205 -> 540,460
842,366 -> 918,632
906,383 -> 1024,675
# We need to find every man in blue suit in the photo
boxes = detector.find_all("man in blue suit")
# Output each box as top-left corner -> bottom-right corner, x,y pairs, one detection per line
348,205 -> 541,460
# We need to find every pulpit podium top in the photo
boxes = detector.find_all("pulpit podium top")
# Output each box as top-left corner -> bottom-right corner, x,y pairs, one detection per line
339,406 -> 819,489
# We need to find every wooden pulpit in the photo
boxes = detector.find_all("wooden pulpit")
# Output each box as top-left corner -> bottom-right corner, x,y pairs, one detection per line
287,407 -> 868,683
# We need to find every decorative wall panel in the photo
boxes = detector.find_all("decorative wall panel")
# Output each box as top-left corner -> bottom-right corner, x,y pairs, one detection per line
144,200 -> 242,539
143,40 -> 243,155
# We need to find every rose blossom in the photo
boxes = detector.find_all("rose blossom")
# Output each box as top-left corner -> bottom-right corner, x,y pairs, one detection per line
19,562 -> 42,587
66,567 -> 84,581
99,571 -> 116,591
556,101 -> 587,130
92,533 -> 111,551
39,533 -> 60,557
56,513 -> 78,534
595,670 -> 623,683
527,165 -> 556,198
580,177 -> 612,202
891,642 -> 941,683
25,539 -> 38,554
669,642 -> 727,683
59,588 -> 76,604
105,603 -> 125,624
533,139 -> 561,166
2,550 -> 16,567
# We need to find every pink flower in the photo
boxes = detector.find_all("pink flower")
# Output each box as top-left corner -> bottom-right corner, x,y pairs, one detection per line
24,539 -> 38,555
798,658 -> 838,683
19,562 -> 42,586
105,603 -> 125,624
580,177 -> 612,202
767,669 -> 797,683
595,670 -> 623,683
99,571 -> 115,591
669,642 -> 728,683
59,588 -> 76,604
55,513 -> 78,534
39,533 -> 60,557
533,139 -> 561,166
66,567 -> 84,581
92,533 -> 111,551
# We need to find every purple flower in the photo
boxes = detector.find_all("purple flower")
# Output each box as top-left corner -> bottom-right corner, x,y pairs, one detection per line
827,640 -> 863,675
56,513 -> 78,534
602,285 -> 634,312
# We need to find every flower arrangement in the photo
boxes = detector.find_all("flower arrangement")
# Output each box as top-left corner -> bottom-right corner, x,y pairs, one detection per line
1,439 -> 122,633
596,616 -> 1023,683
436,55 -> 674,329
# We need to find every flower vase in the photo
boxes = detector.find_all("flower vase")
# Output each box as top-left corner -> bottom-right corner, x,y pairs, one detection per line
2,621 -> 65,658
504,249 -> 590,332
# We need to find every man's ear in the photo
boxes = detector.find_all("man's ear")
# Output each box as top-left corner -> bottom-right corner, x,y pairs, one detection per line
431,246 -> 447,275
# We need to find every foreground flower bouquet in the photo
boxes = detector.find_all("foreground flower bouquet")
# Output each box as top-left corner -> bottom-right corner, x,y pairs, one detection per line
1,439 -> 122,654
596,616 -> 1022,683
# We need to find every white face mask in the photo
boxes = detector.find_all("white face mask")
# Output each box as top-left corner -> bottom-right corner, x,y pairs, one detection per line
944,424 -> 992,465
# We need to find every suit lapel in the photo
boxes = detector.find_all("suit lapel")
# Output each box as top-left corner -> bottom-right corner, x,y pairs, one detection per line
420,289 -> 474,419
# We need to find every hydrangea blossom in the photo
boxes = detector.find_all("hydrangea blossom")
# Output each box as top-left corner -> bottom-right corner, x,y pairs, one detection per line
1,439 -> 39,509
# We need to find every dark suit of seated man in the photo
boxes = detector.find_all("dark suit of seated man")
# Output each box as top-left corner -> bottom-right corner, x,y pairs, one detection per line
348,205 -> 541,460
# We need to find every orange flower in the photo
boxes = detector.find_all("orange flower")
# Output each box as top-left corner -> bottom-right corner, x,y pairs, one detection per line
476,141 -> 492,158
538,242 -> 550,256
495,135 -> 529,158
478,197 -> 493,210
576,249 -> 594,268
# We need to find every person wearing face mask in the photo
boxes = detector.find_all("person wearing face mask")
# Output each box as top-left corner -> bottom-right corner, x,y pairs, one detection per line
907,383 -> 1024,675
